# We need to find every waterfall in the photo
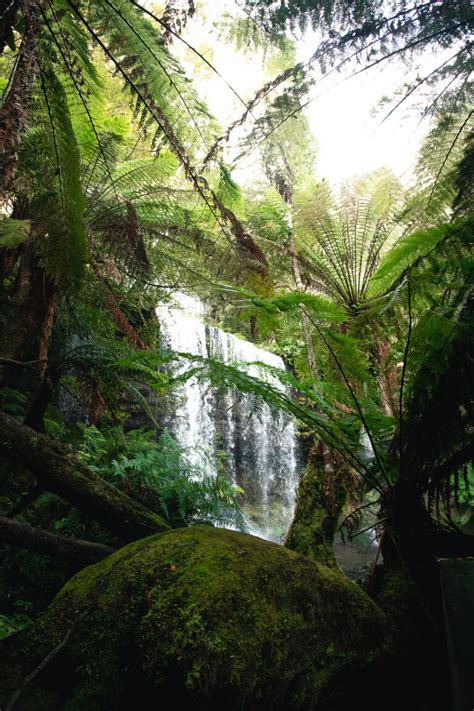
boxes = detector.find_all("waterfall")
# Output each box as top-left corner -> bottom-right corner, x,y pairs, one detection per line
156,292 -> 301,542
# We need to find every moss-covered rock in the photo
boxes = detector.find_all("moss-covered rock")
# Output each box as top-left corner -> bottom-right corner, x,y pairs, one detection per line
0,527 -> 389,710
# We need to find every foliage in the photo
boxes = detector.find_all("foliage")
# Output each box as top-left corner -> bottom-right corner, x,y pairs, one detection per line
76,424 -> 245,530
0,217 -> 31,248
0,601 -> 33,641
0,0 -> 473,670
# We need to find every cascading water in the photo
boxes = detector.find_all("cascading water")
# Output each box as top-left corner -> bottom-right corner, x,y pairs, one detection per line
156,292 -> 301,542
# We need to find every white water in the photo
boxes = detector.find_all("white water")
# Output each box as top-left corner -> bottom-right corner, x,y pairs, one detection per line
157,292 -> 301,542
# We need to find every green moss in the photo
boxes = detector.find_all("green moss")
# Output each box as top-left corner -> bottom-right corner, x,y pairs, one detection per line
0,528 -> 390,710
285,452 -> 345,567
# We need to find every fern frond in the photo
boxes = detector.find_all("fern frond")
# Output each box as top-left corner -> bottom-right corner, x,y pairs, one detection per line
370,218 -> 473,295
294,172 -> 403,307
0,217 -> 31,248
37,61 -> 86,288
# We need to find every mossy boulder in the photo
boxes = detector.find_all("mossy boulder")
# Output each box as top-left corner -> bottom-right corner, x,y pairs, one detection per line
0,527 -> 389,710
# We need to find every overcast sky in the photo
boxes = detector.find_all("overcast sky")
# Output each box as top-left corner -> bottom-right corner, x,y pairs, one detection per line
168,0 -> 446,188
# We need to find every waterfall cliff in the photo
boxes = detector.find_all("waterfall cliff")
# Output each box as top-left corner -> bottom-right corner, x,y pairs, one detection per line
157,293 -> 301,542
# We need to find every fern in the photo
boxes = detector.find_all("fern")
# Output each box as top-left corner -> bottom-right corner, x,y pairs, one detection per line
293,172 -> 403,308
76,424 -> 246,530
0,217 -> 31,248
409,109 -> 474,222
115,348 -> 388,494
37,62 -> 87,288
370,217 -> 474,295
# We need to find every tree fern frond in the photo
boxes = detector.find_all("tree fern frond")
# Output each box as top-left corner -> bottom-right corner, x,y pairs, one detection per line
453,126 -> 474,216
100,0 -> 211,152
114,348 -> 387,492
252,291 -> 347,324
406,108 -> 474,223
0,216 -> 31,248
37,60 -> 86,288
216,164 -> 242,211
63,0 -> 269,281
370,218 -> 473,295
293,172 -> 402,307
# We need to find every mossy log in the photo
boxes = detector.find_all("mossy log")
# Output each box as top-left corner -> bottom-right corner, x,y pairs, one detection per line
0,527 -> 390,710
0,412 -> 169,541
0,516 -> 114,568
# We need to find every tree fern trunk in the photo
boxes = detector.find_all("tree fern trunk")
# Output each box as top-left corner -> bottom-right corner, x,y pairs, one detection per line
0,252 -> 55,366
0,7 -> 39,199
288,226 -> 341,552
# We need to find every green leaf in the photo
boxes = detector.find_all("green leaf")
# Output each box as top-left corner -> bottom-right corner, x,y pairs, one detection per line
370,223 -> 451,294
0,218 -> 31,248
39,63 -> 87,289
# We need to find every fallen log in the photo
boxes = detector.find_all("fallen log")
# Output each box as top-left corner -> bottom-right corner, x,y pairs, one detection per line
0,412 -> 169,542
0,516 -> 114,567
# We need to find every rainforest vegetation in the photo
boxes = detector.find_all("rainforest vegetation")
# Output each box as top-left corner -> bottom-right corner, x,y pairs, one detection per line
0,0 -> 473,709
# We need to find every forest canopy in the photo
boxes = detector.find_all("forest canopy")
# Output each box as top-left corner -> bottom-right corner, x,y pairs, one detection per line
0,1 -> 473,709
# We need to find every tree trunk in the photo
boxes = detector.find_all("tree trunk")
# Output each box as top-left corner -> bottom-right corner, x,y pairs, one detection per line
285,443 -> 345,566
285,446 -> 335,565
0,9 -> 39,199
382,482 -> 474,584
0,412 -> 170,541
23,373 -> 57,431
23,291 -> 59,430
0,251 -> 55,373
288,227 -> 341,549
0,516 -> 114,568
374,339 -> 397,417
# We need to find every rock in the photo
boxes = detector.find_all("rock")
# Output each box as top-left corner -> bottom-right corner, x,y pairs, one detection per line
0,527 -> 389,710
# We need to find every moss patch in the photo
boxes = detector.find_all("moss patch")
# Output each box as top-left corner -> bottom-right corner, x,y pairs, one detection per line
0,527 -> 389,710
285,451 -> 345,567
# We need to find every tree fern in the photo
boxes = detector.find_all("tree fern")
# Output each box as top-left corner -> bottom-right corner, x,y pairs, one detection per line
294,171 -> 403,309
36,62 -> 86,288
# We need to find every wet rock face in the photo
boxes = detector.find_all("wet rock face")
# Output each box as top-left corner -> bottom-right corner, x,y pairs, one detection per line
0,528 -> 389,710
156,293 -> 302,541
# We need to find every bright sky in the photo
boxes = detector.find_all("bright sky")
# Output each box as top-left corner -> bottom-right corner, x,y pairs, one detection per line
167,0 -> 448,189
298,40 -> 448,187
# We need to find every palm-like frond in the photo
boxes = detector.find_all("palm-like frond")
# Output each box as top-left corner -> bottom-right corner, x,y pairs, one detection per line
36,62 -> 86,288
294,172 -> 403,308
370,216 -> 474,296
